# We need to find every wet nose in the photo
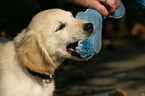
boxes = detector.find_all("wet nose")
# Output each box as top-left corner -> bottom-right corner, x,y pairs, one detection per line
84,23 -> 94,33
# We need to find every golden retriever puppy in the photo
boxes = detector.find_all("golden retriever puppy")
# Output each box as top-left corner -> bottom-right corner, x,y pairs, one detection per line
0,9 -> 93,96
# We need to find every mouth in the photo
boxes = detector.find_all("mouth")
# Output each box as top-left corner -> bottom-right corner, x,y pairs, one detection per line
66,23 -> 95,59
66,40 -> 95,60
66,42 -> 82,59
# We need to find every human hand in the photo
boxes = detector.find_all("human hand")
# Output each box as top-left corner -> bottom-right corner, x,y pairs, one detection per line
72,0 -> 120,16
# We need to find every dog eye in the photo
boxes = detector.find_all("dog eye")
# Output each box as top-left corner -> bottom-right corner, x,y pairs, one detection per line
55,24 -> 65,32
56,24 -> 65,31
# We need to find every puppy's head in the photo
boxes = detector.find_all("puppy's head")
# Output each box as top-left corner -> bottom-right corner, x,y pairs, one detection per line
15,9 -> 93,76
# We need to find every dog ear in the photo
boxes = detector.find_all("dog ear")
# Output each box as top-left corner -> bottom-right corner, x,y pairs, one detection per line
16,32 -> 55,76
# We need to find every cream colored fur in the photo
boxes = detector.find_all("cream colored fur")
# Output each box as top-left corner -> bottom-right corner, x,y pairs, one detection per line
0,9 -> 90,96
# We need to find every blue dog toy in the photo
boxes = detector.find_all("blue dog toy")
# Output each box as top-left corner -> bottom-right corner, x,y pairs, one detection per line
138,0 -> 145,9
75,2 -> 125,59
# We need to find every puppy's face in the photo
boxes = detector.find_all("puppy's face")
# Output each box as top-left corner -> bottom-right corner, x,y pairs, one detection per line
16,9 -> 93,76
28,9 -> 93,59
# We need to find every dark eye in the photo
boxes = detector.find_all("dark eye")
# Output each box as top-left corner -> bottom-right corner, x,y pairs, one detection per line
55,24 -> 65,32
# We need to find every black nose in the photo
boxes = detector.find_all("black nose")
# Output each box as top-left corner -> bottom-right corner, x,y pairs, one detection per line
84,23 -> 94,33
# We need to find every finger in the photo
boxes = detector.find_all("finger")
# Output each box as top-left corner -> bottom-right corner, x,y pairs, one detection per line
104,0 -> 116,13
90,1 -> 109,16
72,0 -> 109,16
115,0 -> 120,9
109,4 -> 116,14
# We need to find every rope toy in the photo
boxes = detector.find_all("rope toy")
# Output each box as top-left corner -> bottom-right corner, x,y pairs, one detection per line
75,2 -> 125,59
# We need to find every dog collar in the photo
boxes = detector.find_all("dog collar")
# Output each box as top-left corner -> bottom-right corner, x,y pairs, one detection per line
26,67 -> 54,84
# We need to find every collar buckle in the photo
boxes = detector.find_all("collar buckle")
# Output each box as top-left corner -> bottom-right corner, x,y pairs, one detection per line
43,75 -> 54,87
